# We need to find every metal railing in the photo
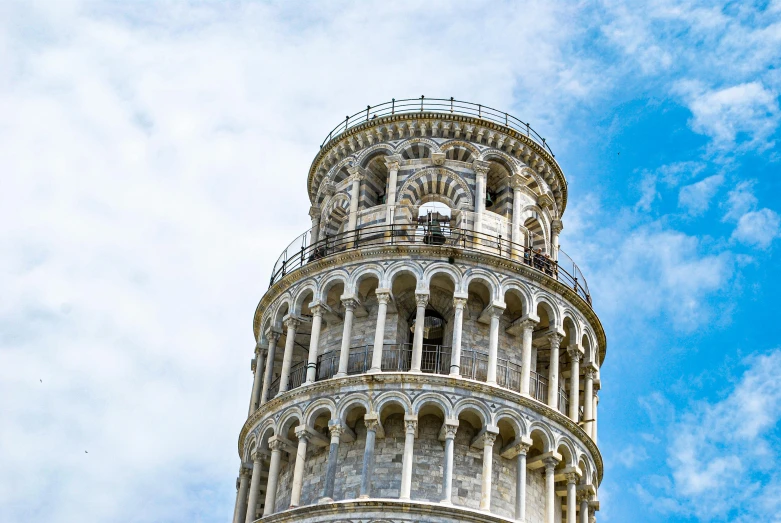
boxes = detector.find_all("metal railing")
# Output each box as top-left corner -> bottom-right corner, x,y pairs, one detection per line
319,97 -> 555,158
268,344 -> 571,416
270,223 -> 591,305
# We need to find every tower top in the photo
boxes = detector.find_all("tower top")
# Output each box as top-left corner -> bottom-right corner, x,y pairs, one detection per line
306,97 -> 568,213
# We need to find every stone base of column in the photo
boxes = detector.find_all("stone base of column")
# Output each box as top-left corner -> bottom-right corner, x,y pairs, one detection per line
366,367 -> 381,374
358,494 -> 370,499
317,497 -> 334,504
334,372 -> 347,378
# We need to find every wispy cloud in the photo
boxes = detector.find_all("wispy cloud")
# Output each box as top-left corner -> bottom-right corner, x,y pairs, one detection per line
678,174 -> 725,215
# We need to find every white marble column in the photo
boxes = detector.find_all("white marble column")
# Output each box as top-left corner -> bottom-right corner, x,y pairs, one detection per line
583,366 -> 595,439
479,431 -> 497,511
410,293 -> 429,372
551,219 -> 563,261
244,451 -> 264,523
519,319 -> 536,396
369,289 -> 391,373
473,160 -> 489,237
346,169 -> 363,237
289,427 -> 310,508
593,391 -> 599,444
514,443 -> 531,521
262,438 -> 284,517
399,416 -> 417,500
279,316 -> 301,393
384,155 -> 401,224
304,304 -> 323,385
321,422 -> 343,502
449,296 -> 467,376
335,297 -> 358,378
566,473 -> 578,523
359,417 -> 379,498
232,464 -> 251,523
260,329 -> 281,405
567,347 -> 582,423
441,421 -> 459,504
309,205 -> 321,245
547,332 -> 563,410
510,175 -> 525,258
248,343 -> 267,416
486,304 -> 505,385
579,492 -> 590,523
544,458 -> 558,523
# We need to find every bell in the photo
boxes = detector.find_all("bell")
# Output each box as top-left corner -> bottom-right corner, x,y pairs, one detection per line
485,191 -> 494,208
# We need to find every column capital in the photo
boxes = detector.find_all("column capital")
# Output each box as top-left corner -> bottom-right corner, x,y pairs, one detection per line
567,346 -> 584,362
251,450 -> 264,462
584,362 -> 599,378
294,425 -> 312,442
309,302 -> 324,317
472,159 -> 490,176
479,431 -> 497,447
548,331 -> 564,349
268,438 -> 285,452
415,292 -> 430,308
250,357 -> 257,372
514,442 -> 531,456
565,472 -> 579,485
340,296 -> 360,311
265,328 -> 282,343
375,289 -> 392,305
328,423 -> 345,439
488,302 -> 506,318
283,315 -> 302,330
384,154 -> 402,170
239,463 -> 253,477
453,296 -> 468,309
551,219 -> 564,233
347,165 -> 365,182
509,173 -> 528,190
543,456 -> 559,471
443,422 -> 459,440
309,205 -> 321,220
404,415 -> 418,436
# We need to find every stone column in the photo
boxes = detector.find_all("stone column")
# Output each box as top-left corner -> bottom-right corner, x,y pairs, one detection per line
543,458 -> 558,523
583,366 -> 595,438
510,175 -> 525,258
566,473 -> 578,523
309,205 -> 321,245
346,169 -> 363,236
360,416 -> 380,498
369,289 -> 391,373
232,464 -> 251,523
245,451 -> 264,523
384,155 -> 401,225
441,421 -> 459,504
248,343 -> 267,416
519,319 -> 536,396
449,296 -> 467,376
410,293 -> 429,372
262,438 -> 284,517
547,332 -> 563,410
479,431 -> 497,511
320,422 -> 344,502
551,219 -> 563,261
473,160 -> 489,237
593,392 -> 599,444
260,329 -> 281,405
289,427 -> 310,508
567,347 -> 582,423
335,297 -> 358,377
279,316 -> 301,393
579,492 -> 590,523
486,304 -> 505,385
514,443 -> 531,521
304,304 -> 323,385
399,416 -> 418,500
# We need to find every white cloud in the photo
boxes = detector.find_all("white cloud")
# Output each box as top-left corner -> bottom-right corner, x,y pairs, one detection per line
732,208 -> 781,249
723,180 -> 759,221
648,349 -> 781,521
677,81 -> 781,151
0,2 -> 607,522
678,174 -> 724,215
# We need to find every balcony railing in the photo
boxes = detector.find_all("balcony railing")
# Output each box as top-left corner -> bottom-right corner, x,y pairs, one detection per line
267,344 -> 570,416
270,223 -> 591,305
319,97 -> 555,158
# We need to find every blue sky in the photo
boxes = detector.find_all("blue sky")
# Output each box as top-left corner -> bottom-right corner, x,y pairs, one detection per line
1,1 -> 780,522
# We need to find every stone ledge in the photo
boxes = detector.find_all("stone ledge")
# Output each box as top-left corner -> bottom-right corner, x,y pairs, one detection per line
258,497 -> 515,523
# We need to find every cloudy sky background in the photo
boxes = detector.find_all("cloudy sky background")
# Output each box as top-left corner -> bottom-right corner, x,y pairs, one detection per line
1,1 -> 780,521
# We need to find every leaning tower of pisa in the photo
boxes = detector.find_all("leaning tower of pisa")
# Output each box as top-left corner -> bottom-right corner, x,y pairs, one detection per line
232,98 -> 605,523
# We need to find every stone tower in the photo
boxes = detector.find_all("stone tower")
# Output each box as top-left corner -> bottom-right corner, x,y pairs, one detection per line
232,98 -> 605,523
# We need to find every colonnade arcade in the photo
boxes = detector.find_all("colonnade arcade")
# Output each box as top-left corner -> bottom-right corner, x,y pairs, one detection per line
248,261 -> 602,438
234,390 -> 600,523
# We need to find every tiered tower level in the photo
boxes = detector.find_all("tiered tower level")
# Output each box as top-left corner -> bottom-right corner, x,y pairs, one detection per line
233,98 -> 606,523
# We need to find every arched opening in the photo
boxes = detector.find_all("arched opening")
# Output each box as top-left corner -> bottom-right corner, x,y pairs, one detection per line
524,215 -> 547,253
407,306 -> 448,373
